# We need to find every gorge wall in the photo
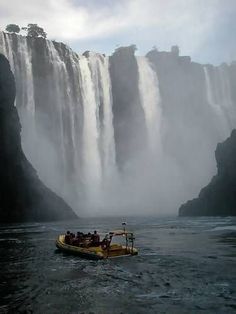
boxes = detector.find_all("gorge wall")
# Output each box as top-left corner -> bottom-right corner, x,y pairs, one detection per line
179,130 -> 236,216
0,32 -> 235,215
0,53 -> 76,222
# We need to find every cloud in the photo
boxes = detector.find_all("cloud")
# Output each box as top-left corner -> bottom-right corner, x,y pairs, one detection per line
0,0 -> 128,40
0,0 -> 221,40
0,0 -> 235,63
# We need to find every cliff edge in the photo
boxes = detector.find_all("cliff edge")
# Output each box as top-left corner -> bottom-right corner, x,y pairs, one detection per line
0,54 -> 77,222
179,129 -> 236,216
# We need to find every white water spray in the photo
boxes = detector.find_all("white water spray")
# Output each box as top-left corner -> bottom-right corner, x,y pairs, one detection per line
137,56 -> 162,153
204,66 -> 232,137
79,56 -> 102,199
88,53 -> 116,178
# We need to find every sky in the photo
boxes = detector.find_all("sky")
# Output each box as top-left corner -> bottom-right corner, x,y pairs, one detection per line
0,0 -> 236,65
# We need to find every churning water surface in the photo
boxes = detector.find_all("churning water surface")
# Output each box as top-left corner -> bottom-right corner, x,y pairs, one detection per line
0,216 -> 236,313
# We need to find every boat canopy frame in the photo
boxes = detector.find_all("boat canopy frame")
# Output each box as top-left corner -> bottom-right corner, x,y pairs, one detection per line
108,230 -> 135,252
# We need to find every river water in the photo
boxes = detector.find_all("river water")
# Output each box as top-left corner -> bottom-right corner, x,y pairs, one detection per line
0,216 -> 236,313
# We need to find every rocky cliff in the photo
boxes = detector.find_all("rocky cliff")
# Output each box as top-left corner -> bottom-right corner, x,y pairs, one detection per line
110,45 -> 147,167
179,129 -> 236,216
0,53 -> 77,222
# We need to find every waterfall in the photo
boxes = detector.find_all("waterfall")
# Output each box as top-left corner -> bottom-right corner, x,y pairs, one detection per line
0,33 -> 35,114
78,56 -> 102,198
204,67 -> 218,111
136,56 -> 162,153
17,37 -> 35,115
0,32 -> 15,73
218,67 -> 233,111
0,31 -> 118,210
88,53 -> 116,178
204,66 -> 232,137
0,32 -> 37,176
1,31 -> 236,215
45,41 -> 70,177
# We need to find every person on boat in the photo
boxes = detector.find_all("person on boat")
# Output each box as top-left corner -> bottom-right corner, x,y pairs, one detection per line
91,230 -> 100,247
73,232 -> 83,246
101,234 -> 110,250
65,231 -> 71,244
69,232 -> 76,245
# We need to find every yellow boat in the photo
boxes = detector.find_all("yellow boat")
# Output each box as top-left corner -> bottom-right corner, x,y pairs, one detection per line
55,230 -> 138,260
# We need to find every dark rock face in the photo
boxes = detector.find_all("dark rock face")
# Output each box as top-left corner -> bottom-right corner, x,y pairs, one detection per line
179,129 -> 236,216
109,46 -> 147,168
0,54 -> 77,222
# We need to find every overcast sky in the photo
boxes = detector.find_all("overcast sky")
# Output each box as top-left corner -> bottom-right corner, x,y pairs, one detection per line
0,0 -> 235,64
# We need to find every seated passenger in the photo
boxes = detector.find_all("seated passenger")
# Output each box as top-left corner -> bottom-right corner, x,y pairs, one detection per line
101,234 -> 110,250
76,231 -> 82,239
65,231 -> 71,244
91,230 -> 100,247
74,232 -> 83,246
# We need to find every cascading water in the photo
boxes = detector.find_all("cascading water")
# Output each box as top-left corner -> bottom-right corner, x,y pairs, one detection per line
0,32 -> 38,178
217,66 -> 236,128
0,32 -> 15,73
17,37 -> 35,115
43,46 -> 116,207
0,32 -> 35,113
204,67 -> 218,111
204,66 -> 232,138
0,32 -> 118,212
45,40 -> 70,179
136,56 -> 162,153
78,56 -> 102,201
88,53 -> 116,179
